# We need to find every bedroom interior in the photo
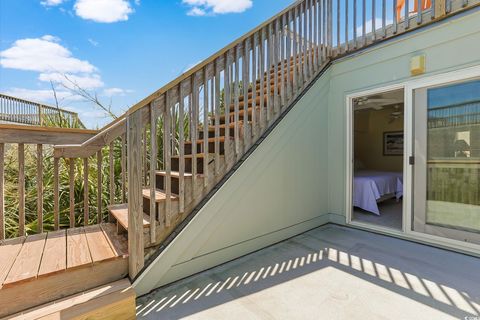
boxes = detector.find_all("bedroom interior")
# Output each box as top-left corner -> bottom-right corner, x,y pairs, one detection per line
352,89 -> 405,230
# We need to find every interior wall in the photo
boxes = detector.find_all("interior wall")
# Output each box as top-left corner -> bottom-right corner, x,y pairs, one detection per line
354,107 -> 404,172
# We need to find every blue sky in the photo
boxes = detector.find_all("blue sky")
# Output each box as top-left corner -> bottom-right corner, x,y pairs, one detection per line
0,0 -> 293,128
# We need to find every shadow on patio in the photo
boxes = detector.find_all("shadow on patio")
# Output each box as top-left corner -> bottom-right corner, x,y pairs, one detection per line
136,225 -> 480,319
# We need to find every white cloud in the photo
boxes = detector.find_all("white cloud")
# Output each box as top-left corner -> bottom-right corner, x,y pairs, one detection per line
0,35 -> 96,73
182,0 -> 252,15
41,0 -> 65,7
102,87 -> 132,96
74,0 -> 133,23
39,72 -> 104,89
187,7 -> 206,16
87,38 -> 99,46
3,88 -> 82,103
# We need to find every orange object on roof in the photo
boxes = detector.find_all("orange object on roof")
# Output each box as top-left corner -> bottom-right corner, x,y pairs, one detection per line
396,0 -> 432,21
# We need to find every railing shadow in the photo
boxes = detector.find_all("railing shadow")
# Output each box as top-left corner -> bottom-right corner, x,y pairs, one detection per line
136,225 -> 480,319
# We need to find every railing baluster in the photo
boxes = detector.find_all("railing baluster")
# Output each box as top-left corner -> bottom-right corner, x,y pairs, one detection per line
179,86 -> 186,214
83,157 -> 89,226
298,4 -> 304,85
362,0 -> 366,45
292,7 -> 299,95
191,75 -> 199,199
234,45 -> 241,156
266,25 -> 273,124
303,0 -> 309,78
69,158 -> 75,228
203,66 -> 209,185
323,0 -> 328,58
251,34 -> 258,139
259,30 -> 266,133
353,0 -> 357,47
281,14 -> 287,108
214,60 -> 221,174
382,0 -> 386,37
286,12 -> 293,101
54,158 -> 59,230
164,92 -> 172,227
372,0 -> 376,42
109,142 -> 115,205
405,0 -> 410,29
337,0 -> 341,51
18,143 -> 25,236
417,0 -> 423,24
0,143 -> 4,240
274,20 -> 280,118
342,0 -> 347,52
309,0 -> 314,73
37,144 -> 43,233
121,133 -> 126,203
393,0 -> 398,33
224,51 -> 232,167
97,150 -> 102,223
313,0 -> 319,69
243,39 -> 251,148
150,101 -> 157,242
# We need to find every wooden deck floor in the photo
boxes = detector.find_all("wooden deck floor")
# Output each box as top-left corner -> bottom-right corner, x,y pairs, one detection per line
0,223 -> 129,317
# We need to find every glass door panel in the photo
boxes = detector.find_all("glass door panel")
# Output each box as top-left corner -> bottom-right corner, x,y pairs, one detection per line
413,78 -> 480,244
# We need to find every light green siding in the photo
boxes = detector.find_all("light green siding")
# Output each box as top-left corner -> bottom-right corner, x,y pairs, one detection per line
134,68 -> 332,296
134,10 -> 480,296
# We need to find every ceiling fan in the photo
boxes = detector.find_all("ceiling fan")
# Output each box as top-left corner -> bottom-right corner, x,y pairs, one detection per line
354,95 -> 400,110
388,105 -> 404,123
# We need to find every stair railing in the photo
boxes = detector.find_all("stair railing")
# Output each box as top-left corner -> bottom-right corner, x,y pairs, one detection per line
0,125 -> 98,239
124,0 -> 480,278
0,93 -> 84,128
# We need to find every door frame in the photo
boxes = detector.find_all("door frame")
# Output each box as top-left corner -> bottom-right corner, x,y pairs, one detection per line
346,64 -> 480,254
345,83 -> 408,234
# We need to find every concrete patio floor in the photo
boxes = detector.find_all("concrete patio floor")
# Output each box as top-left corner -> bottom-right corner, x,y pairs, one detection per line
136,225 -> 480,320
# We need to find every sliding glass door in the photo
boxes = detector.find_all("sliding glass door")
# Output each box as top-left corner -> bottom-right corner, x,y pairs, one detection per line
413,78 -> 480,244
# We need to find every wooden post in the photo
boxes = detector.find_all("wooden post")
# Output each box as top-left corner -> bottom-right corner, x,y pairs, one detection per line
0,143 -> 4,240
18,143 -> 25,237
37,144 -> 43,233
149,102 -> 157,243
97,150 -> 103,223
83,158 -> 89,226
69,158 -> 75,228
434,0 -> 446,18
54,157 -> 59,230
127,108 -> 145,279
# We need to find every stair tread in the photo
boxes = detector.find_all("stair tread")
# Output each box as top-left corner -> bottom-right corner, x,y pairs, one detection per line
108,204 -> 150,229
171,153 -> 223,159
185,136 -> 234,144
155,170 -> 193,178
142,188 -> 179,202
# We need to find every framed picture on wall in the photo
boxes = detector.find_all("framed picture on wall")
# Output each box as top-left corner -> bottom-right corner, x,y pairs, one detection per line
383,131 -> 404,155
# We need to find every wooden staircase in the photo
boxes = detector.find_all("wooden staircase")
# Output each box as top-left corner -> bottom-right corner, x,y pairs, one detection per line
107,55 -> 299,255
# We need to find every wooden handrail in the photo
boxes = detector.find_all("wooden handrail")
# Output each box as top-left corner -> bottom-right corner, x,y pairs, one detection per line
0,93 -> 84,128
0,124 -> 97,145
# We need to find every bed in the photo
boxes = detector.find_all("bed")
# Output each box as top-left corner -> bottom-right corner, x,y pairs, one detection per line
353,170 -> 403,215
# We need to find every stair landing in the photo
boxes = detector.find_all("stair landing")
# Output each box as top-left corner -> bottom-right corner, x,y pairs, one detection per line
0,223 -> 128,317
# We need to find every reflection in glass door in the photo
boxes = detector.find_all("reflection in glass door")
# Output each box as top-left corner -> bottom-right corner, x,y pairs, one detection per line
413,78 -> 480,244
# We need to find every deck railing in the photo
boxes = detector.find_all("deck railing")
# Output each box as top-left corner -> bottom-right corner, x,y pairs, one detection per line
0,0 -> 478,279
0,93 -> 84,128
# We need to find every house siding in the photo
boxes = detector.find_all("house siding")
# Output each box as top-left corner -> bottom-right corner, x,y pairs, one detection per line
133,9 -> 480,296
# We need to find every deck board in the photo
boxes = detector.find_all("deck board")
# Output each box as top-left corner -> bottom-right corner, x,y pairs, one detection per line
0,237 -> 25,288
84,225 -> 116,263
66,227 -> 92,269
38,230 -> 67,277
4,233 -> 46,286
